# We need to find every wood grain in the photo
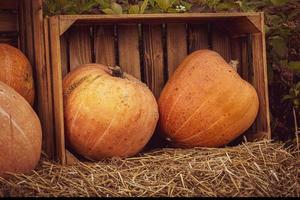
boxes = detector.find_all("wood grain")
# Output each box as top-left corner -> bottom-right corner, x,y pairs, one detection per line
22,0 -> 35,65
43,18 -> 55,159
94,25 -> 116,67
69,26 -> 92,70
188,23 -> 209,53
49,16 -> 66,164
117,24 -> 141,79
0,0 -> 17,9
252,18 -> 271,140
166,23 -> 187,78
142,24 -> 165,99
33,1 -> 55,159
0,13 -> 18,32
211,24 -> 231,62
60,33 -> 69,77
230,37 -> 242,74
241,36 -> 249,81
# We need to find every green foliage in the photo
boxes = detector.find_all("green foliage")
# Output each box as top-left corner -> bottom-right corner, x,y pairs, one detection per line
43,0 -> 192,15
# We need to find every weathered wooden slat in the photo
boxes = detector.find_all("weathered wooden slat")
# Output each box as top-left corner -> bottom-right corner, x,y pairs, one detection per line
42,18 -> 55,159
59,13 -> 261,35
117,24 -> 141,79
142,24 -> 164,99
211,24 -> 231,62
18,0 -> 26,51
94,25 -> 116,66
241,36 -> 249,81
22,0 -> 35,65
230,37 -> 242,74
252,28 -> 271,140
60,33 -> 69,77
0,0 -> 18,9
0,13 -> 18,32
166,23 -> 187,78
188,24 -> 209,53
33,1 -> 55,159
49,16 -> 66,164
69,26 -> 92,70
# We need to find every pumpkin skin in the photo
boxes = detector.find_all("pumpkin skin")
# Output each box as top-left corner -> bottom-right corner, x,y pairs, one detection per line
0,81 -> 42,178
63,64 -> 159,160
158,50 -> 259,147
0,44 -> 35,106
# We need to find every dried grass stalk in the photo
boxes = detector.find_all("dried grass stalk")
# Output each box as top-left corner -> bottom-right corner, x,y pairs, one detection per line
0,140 -> 299,197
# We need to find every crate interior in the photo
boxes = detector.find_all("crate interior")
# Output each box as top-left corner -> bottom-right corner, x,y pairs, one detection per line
59,20 -> 256,152
0,1 -> 19,47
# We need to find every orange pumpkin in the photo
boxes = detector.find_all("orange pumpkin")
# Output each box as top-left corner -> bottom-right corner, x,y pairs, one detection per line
158,50 -> 259,147
0,81 -> 42,178
0,44 -> 35,106
63,64 -> 159,160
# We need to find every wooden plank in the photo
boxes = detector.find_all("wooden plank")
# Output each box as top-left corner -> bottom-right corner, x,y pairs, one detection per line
188,24 -> 209,53
18,0 -> 26,51
0,13 -> 18,32
241,36 -> 249,81
117,24 -> 141,79
211,24 -> 231,62
49,16 -> 66,164
94,25 -> 116,66
42,18 -> 55,159
69,26 -> 92,70
32,0 -> 55,159
60,13 -> 260,21
22,0 -> 35,65
166,23 -> 187,77
230,37 -> 242,75
0,0 -> 18,9
251,14 -> 271,140
142,24 -> 164,99
60,33 -> 69,77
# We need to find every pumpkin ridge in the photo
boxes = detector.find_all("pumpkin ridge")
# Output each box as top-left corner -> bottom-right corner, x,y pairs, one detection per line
183,88 -> 257,145
86,104 -> 119,157
67,75 -> 104,137
172,77 -> 242,138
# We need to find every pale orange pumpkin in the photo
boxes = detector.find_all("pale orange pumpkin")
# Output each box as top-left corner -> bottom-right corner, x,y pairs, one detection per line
0,81 -> 42,178
63,64 -> 159,160
158,50 -> 259,147
0,44 -> 35,106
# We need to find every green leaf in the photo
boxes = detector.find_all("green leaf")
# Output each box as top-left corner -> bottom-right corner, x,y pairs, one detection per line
128,5 -> 140,14
155,0 -> 170,11
269,36 -> 287,58
97,0 -> 111,9
102,8 -> 115,14
282,95 -> 294,102
140,0 -> 149,14
296,81 -> 300,90
181,1 -> 192,11
270,0 -> 289,6
216,2 -> 238,11
167,8 -> 178,13
111,2 -> 123,14
288,61 -> 300,71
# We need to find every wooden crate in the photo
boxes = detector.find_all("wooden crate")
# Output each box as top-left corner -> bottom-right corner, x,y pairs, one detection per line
0,0 -> 54,160
45,13 -> 271,164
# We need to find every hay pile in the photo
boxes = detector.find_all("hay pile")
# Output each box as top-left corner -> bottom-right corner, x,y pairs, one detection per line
0,140 -> 299,197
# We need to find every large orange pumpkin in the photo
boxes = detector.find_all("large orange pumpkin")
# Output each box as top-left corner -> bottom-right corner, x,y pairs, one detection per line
0,81 -> 42,178
63,64 -> 159,160
0,44 -> 35,106
158,50 -> 259,147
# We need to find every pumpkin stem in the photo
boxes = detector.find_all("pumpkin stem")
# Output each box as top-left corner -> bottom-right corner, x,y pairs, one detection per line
108,65 -> 124,78
229,60 -> 239,72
